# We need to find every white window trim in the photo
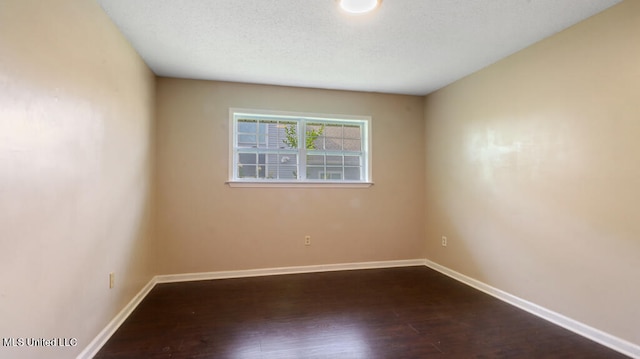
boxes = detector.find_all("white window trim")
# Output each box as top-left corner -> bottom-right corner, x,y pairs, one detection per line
227,108 -> 373,188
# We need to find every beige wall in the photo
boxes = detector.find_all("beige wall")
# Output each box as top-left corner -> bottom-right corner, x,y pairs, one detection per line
155,79 -> 426,274
0,1 -> 155,358
2,0 -> 636,355
424,1 -> 639,346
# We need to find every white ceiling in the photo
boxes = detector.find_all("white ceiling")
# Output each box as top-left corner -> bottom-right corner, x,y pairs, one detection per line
97,0 -> 622,96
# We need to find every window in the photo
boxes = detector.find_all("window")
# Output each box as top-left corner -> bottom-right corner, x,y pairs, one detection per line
229,109 -> 372,186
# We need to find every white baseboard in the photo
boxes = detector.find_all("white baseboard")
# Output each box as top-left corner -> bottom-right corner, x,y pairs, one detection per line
155,259 -> 427,283
424,259 -> 640,359
76,278 -> 158,359
79,259 -> 639,359
78,259 -> 424,357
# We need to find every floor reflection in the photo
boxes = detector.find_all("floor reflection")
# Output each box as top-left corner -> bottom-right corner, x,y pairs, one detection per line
229,315 -> 372,358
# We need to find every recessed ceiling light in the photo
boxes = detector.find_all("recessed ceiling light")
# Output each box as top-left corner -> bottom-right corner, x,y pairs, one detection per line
338,0 -> 381,14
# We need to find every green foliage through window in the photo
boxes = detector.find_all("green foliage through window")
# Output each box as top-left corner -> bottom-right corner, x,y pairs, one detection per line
282,124 -> 325,150
231,109 -> 369,183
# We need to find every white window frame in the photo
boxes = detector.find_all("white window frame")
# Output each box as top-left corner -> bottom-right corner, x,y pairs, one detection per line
228,108 -> 373,188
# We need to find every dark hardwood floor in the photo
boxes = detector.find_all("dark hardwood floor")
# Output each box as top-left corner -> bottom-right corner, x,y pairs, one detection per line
95,266 -> 628,358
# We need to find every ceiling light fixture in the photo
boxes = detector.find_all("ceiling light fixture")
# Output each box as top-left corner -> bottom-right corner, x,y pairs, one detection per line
338,0 -> 381,14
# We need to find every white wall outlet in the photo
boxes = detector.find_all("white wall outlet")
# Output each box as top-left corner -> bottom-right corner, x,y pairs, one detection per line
305,235 -> 311,246
109,272 -> 115,288
441,236 -> 448,247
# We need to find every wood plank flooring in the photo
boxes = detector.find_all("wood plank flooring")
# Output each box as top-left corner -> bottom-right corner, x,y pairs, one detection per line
95,266 -> 628,358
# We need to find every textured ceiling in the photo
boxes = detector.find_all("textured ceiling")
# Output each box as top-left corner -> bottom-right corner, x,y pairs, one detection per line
97,0 -> 622,95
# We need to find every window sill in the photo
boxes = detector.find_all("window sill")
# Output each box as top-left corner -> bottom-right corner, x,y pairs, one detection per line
226,181 -> 374,188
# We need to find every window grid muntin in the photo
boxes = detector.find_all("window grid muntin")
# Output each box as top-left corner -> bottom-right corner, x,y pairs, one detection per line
306,150 -> 362,181
232,111 -> 369,183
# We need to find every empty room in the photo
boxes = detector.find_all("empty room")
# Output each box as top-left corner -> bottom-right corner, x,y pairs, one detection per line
1,0 -> 638,358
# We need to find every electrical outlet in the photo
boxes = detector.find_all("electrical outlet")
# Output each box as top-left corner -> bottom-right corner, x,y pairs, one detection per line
441,236 -> 448,247
109,273 -> 115,289
305,235 -> 311,246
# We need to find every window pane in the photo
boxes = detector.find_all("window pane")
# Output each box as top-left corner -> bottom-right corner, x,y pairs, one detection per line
266,122 -> 281,149
233,112 -> 369,183
280,122 -> 298,149
343,125 -> 361,139
257,135 -> 267,148
307,154 -> 324,165
265,163 -> 277,179
324,167 -> 343,180
260,153 -> 298,180
343,139 -> 361,151
279,154 -> 298,179
280,167 -> 298,180
307,123 -> 324,150
257,164 -> 266,178
326,155 -> 342,165
345,167 -> 361,180
344,156 -> 360,166
308,123 -> 324,132
239,164 -> 256,178
279,153 -> 296,165
266,153 -> 279,166
307,166 -> 324,179
323,138 -> 342,150
238,134 -> 256,147
237,119 -> 256,133
324,124 -> 342,137
238,153 -> 256,165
